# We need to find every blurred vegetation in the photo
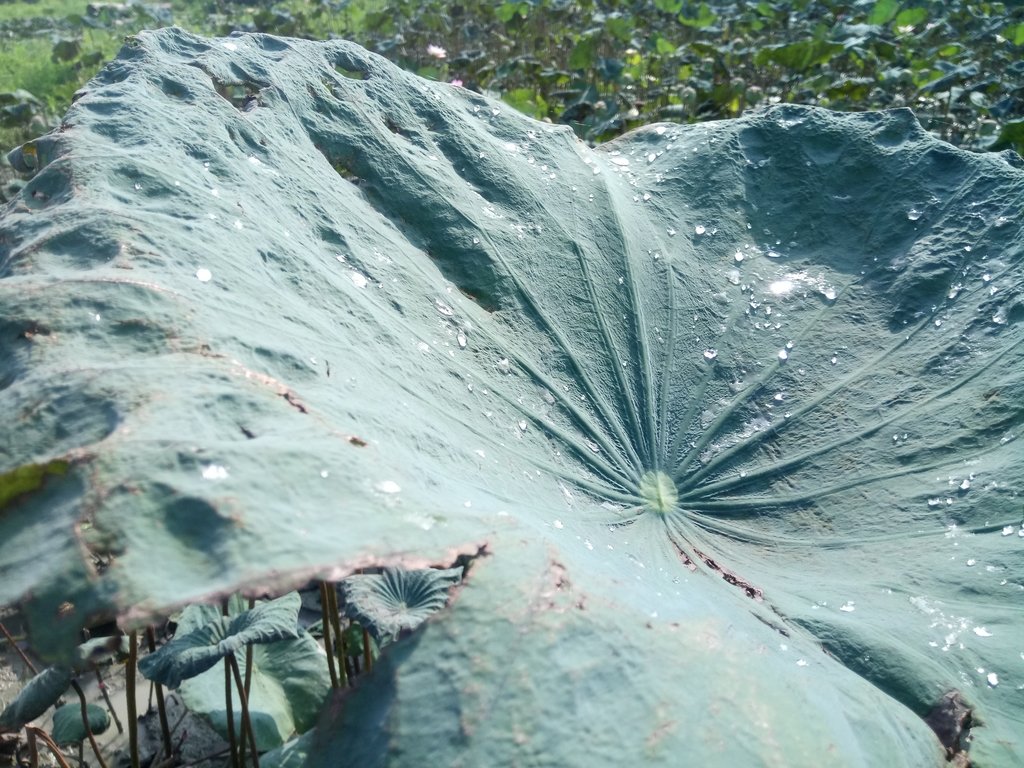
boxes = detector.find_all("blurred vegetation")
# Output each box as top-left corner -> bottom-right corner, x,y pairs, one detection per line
1,0 -> 1023,158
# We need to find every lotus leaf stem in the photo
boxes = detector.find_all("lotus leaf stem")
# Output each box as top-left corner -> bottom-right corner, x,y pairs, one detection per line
26,725 -> 39,768
94,668 -> 124,735
126,632 -> 140,768
228,653 -> 260,768
24,727 -> 72,768
70,679 -> 108,768
223,603 -> 240,768
362,627 -> 372,674
244,597 -> 255,700
144,628 -> 171,755
325,586 -> 347,686
0,622 -> 37,674
319,582 -> 340,688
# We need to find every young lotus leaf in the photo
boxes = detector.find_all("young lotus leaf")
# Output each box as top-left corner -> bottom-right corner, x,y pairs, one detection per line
171,595 -> 330,751
341,567 -> 463,646
0,666 -> 71,731
51,702 -> 110,745
0,28 -> 1022,766
139,592 -> 301,689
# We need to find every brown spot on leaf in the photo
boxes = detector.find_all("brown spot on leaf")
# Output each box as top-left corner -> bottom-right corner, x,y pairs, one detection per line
924,690 -> 972,764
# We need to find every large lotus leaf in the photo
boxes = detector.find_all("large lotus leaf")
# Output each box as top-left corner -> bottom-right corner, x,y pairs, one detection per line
341,567 -> 463,646
139,592 -> 300,689
0,666 -> 71,731
0,27 -> 1022,765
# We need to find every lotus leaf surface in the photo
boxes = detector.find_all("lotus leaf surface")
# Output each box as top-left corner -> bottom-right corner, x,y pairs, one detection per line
0,28 -> 1022,766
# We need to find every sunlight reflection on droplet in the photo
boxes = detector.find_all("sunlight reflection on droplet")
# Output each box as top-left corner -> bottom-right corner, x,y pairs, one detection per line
201,464 -> 228,480
195,268 -> 212,282
375,480 -> 401,494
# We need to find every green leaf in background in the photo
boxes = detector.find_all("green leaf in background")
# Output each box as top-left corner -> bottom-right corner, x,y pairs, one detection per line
989,118 -> 1024,155
0,666 -> 71,731
754,40 -> 846,73
139,593 -> 301,689
342,567 -> 463,646
678,2 -> 717,28
868,0 -> 900,25
501,87 -> 547,120
568,30 -> 600,70
893,7 -> 928,28
1005,22 -> 1024,46
653,0 -> 682,13
51,702 -> 110,745
496,2 -> 528,24
0,29 -> 1022,766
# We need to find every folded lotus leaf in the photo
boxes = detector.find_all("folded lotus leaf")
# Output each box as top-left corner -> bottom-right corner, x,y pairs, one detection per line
0,666 -> 71,732
341,567 -> 463,646
0,27 -> 1021,766
139,592 -> 300,689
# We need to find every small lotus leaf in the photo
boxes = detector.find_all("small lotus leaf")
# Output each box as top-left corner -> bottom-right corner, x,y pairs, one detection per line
342,567 -> 464,646
139,592 -> 301,689
178,628 -> 330,751
51,702 -> 110,745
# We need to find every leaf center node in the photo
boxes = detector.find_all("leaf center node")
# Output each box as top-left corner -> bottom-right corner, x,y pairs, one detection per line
639,471 -> 678,515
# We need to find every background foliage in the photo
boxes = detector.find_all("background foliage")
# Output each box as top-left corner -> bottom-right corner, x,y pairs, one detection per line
1,0 -> 1023,164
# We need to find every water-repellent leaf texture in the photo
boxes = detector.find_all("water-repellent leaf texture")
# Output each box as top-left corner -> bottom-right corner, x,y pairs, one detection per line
138,592 -> 300,689
0,27 -> 1021,766
342,567 -> 463,646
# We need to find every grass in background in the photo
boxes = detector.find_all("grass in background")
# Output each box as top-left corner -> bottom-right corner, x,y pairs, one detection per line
1,0 -> 1022,159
